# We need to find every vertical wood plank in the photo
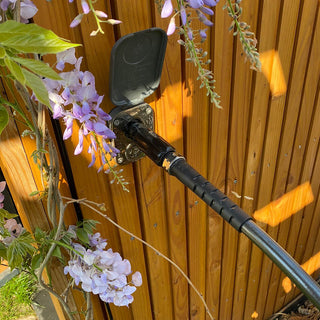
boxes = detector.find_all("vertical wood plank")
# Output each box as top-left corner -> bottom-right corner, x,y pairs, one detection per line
272,6 -> 320,312
206,2 -> 234,319
219,1 -> 259,319
182,10 -> 211,320
243,1 -> 301,318
154,9 -> 189,320
232,2 -> 281,319
114,1 -> 174,319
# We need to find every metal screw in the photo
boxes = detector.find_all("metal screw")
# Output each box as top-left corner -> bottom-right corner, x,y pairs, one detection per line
117,157 -> 124,164
114,119 -> 120,127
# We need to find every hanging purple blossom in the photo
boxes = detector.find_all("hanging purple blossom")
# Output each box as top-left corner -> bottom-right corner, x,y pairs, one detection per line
64,229 -> 142,307
43,49 -> 118,171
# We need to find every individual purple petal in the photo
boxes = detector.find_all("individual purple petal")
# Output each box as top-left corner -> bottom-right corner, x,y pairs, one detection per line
88,150 -> 96,167
197,11 -> 213,26
0,0 -> 10,11
93,122 -> 116,139
20,0 -> 38,20
90,135 -> 97,151
107,19 -> 122,25
81,0 -> 90,14
63,117 -> 74,140
200,6 -> 214,15
72,103 -> 83,119
166,17 -> 176,36
113,294 -> 134,307
161,0 -> 173,18
114,259 -> 131,275
132,272 -> 142,286
203,0 -> 218,6
188,0 -> 204,9
187,28 -> 193,40
85,120 -> 94,131
94,10 -> 108,18
53,104 -> 63,119
180,5 -> 187,25
82,71 -> 95,86
74,129 -> 84,155
75,57 -> 83,71
70,14 -> 83,28
96,108 -> 111,121
200,29 -> 207,39
81,101 -> 90,114
63,127 -> 73,140
0,181 -> 6,193
56,61 -> 65,71
56,48 -> 77,69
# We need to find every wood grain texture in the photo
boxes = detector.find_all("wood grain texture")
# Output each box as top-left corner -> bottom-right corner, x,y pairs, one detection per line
219,1 -> 259,319
154,9 -> 189,320
2,1 -> 320,319
233,1 -> 281,318
261,0 -> 319,317
244,1 -> 302,318
205,1 -> 234,319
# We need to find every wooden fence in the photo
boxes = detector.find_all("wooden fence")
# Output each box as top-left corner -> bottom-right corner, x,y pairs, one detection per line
0,0 -> 319,319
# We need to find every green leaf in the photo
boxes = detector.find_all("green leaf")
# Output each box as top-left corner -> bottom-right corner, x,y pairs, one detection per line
4,57 -> 25,84
76,228 -> 89,245
52,246 -> 62,260
7,232 -> 36,268
0,47 -> 6,58
0,209 -> 18,220
31,253 -> 43,270
12,57 -> 61,80
29,190 -> 40,197
0,21 -> 80,54
21,68 -> 50,107
0,104 -> 9,135
34,227 -> 46,243
83,219 -> 99,235
0,242 -> 7,260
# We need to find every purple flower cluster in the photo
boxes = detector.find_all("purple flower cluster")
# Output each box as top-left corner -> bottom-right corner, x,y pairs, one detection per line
64,229 -> 142,307
161,0 -> 219,38
43,48 -> 119,171
0,0 -> 38,22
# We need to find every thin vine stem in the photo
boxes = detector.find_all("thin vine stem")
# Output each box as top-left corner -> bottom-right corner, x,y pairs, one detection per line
37,198 -> 76,320
61,196 -> 215,320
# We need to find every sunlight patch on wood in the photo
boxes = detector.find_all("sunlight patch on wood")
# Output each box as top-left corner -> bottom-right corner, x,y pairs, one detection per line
260,50 -> 287,97
253,182 -> 314,226
282,251 -> 320,293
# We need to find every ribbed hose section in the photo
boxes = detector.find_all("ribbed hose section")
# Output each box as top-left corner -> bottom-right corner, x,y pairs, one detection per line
167,156 -> 252,231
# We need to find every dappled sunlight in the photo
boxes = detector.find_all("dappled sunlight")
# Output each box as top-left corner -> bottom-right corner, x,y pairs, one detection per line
282,251 -> 320,293
260,50 -> 287,97
160,82 -> 184,143
253,182 -> 314,226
